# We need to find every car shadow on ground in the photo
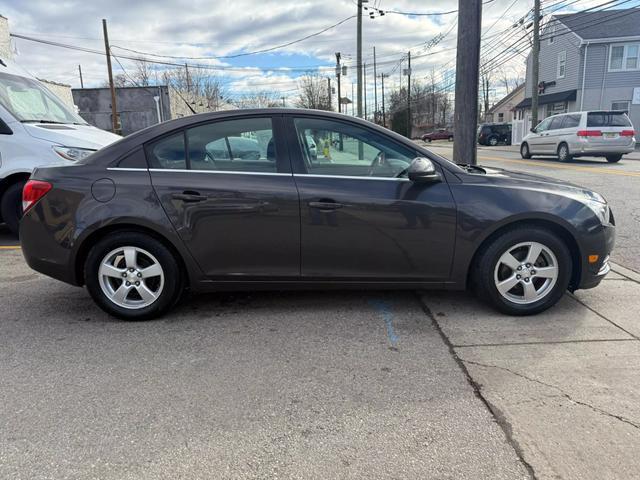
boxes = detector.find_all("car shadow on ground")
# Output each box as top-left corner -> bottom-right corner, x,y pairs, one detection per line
529,156 -> 624,166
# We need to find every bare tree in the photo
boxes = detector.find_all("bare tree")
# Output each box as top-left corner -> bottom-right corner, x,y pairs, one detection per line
296,74 -> 331,110
132,58 -> 152,86
234,91 -> 281,109
480,65 -> 492,122
440,94 -> 451,125
162,68 -> 228,111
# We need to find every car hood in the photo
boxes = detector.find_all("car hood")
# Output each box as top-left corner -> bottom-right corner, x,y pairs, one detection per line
477,164 -> 593,196
23,123 -> 121,149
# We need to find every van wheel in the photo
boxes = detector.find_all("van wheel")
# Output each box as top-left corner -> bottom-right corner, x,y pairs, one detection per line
520,142 -> 531,159
606,154 -> 622,163
84,232 -> 184,320
557,143 -> 572,162
472,227 -> 571,315
0,181 -> 26,236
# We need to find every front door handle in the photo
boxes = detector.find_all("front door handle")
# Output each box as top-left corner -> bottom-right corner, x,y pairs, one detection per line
172,191 -> 207,202
308,200 -> 345,211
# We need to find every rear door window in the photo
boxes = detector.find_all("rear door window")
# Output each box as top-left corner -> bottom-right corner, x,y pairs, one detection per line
587,112 -> 632,127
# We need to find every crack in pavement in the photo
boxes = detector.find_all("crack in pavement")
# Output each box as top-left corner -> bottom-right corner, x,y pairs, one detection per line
461,359 -> 640,431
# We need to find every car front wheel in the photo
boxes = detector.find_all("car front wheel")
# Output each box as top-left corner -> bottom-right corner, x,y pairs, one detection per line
488,136 -> 498,146
473,227 -> 571,315
520,143 -> 531,159
606,154 -> 622,163
84,232 -> 183,320
1,181 -> 26,236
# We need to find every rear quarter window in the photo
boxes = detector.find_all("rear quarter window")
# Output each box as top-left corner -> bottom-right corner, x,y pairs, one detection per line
146,132 -> 187,169
587,112 -> 632,127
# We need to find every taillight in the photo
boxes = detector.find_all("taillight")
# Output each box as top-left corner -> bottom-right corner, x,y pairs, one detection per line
577,130 -> 602,137
22,180 -> 52,213
621,130 -> 635,137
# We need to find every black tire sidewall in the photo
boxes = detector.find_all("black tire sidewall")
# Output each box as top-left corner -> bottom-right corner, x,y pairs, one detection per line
1,181 -> 25,235
520,143 -> 531,159
489,136 -> 498,146
558,143 -> 571,162
474,227 -> 572,315
84,232 -> 182,320
606,155 -> 622,163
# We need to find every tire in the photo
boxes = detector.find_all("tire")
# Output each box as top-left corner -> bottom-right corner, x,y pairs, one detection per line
606,154 -> 622,163
488,136 -> 498,146
84,232 -> 183,320
448,136 -> 453,142
1,181 -> 26,236
472,226 -> 572,315
425,138 -> 432,143
557,143 -> 573,162
520,142 -> 531,159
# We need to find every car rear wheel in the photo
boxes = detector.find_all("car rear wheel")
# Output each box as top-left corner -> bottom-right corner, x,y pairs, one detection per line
448,136 -> 453,142
520,142 -> 531,159
557,143 -> 573,162
84,232 -> 183,320
1,181 -> 26,236
488,136 -> 499,146
472,227 -> 571,315
606,154 -> 622,163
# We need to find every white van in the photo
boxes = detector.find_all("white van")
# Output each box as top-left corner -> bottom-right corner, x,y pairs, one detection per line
0,58 -> 120,234
521,110 -> 636,163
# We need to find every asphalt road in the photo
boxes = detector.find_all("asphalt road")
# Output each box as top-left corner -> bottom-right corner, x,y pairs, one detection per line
423,142 -> 640,272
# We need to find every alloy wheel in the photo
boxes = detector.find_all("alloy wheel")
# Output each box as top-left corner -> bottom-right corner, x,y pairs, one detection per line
493,241 -> 559,305
98,246 -> 165,309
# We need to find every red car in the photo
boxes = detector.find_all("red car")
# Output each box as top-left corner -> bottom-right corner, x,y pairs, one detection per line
421,129 -> 454,142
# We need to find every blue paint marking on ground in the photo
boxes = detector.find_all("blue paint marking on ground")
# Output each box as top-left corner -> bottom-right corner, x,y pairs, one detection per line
369,299 -> 399,346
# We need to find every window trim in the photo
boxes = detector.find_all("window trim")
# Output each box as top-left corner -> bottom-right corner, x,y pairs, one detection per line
557,51 -> 566,79
608,43 -> 640,72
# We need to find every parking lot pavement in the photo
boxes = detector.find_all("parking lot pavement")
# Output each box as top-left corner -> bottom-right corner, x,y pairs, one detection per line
0,249 -> 530,479
424,262 -> 640,480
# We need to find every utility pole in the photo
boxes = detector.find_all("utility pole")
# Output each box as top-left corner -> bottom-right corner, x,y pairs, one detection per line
78,65 -> 84,88
356,0 -> 367,118
351,82 -> 355,116
184,63 -> 191,94
327,77 -> 332,110
281,96 -> 286,107
407,51 -> 411,138
102,19 -> 119,135
373,47 -> 378,122
335,52 -> 342,113
380,73 -> 388,127
363,63 -> 367,119
531,0 -> 541,128
453,0 -> 482,165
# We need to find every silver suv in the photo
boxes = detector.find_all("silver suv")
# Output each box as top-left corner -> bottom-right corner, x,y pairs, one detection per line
521,111 -> 636,163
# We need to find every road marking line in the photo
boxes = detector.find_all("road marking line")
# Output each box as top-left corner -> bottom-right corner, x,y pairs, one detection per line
0,245 -> 21,250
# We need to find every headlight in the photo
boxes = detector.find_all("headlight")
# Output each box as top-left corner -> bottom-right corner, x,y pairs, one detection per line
584,197 -> 610,224
53,146 -> 96,162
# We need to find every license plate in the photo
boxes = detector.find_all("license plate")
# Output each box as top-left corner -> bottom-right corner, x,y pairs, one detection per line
603,132 -> 618,138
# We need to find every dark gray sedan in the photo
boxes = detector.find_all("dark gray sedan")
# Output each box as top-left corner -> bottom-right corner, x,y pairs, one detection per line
20,109 -> 614,320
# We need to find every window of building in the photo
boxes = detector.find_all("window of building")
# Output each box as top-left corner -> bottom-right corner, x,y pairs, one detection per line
557,51 -> 566,78
612,101 -> 630,111
609,43 -> 640,71
497,112 -> 504,122
548,24 -> 555,45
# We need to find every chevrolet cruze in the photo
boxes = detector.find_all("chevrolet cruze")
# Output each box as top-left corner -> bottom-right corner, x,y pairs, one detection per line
20,109 -> 615,320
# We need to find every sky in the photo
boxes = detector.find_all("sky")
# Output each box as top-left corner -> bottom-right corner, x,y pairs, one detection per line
1,0 -> 635,107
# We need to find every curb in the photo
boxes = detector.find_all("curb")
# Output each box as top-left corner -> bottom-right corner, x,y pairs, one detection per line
610,262 -> 640,283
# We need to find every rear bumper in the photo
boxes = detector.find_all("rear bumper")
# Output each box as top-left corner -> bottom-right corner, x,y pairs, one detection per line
572,141 -> 636,156
576,223 -> 615,290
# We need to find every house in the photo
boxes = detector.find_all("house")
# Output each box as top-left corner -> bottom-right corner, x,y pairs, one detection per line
486,84 -> 525,123
514,8 -> 640,138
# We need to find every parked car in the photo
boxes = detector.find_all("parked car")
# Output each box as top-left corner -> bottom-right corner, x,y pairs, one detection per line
521,111 -> 636,163
478,123 -> 512,146
205,136 -> 261,161
421,129 -> 454,142
21,109 -> 614,320
0,58 -> 120,234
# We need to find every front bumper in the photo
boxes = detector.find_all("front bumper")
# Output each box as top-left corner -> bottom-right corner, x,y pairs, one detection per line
577,223 -> 615,290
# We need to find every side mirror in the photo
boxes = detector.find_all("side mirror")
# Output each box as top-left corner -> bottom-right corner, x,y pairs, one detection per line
408,157 -> 440,183
530,127 -> 537,133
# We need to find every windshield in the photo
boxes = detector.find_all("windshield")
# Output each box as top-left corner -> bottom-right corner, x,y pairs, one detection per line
0,72 -> 86,125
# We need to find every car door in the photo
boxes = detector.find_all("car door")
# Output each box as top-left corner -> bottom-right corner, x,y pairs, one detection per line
545,115 -> 566,153
286,115 -> 457,281
527,117 -> 553,153
147,115 -> 300,279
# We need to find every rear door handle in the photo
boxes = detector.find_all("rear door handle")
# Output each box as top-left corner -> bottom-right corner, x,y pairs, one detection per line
172,191 -> 207,202
308,201 -> 345,211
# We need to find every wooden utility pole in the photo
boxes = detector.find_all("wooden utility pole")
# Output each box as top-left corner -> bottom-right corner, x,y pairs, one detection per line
381,73 -> 388,127
531,0 -> 541,128
327,77 -> 332,110
452,0 -> 482,165
102,19 -> 119,134
335,52 -> 342,113
373,47 -> 378,121
281,96 -> 286,107
78,65 -> 84,88
363,63 -> 367,119
407,51 -> 411,138
356,0 -> 367,118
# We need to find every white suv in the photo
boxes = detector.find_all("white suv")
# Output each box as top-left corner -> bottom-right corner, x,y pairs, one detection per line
521,111 -> 636,163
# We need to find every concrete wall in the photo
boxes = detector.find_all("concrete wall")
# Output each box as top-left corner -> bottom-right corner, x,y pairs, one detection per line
73,86 -> 172,135
0,15 -> 11,61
